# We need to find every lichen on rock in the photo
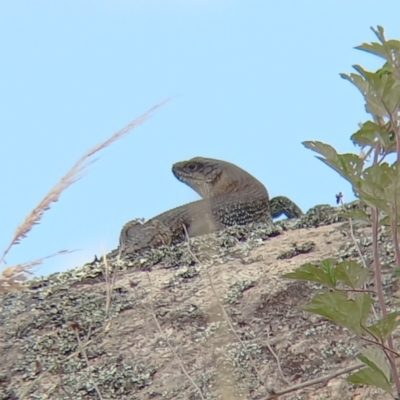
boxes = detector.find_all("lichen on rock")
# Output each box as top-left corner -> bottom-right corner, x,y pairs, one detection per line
1,201 -> 396,399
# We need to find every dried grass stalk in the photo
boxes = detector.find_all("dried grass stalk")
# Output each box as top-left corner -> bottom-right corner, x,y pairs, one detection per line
0,99 -> 169,291
0,249 -> 72,292
1,99 -> 168,265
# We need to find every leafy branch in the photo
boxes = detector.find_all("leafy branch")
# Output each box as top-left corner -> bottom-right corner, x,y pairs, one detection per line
286,26 -> 400,398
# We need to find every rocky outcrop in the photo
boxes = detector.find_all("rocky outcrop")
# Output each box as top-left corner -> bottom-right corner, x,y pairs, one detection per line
1,203 -> 397,399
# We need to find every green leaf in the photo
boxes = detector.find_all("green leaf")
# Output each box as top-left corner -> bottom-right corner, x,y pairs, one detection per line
363,26 -> 400,75
358,164 -> 393,213
284,259 -> 369,290
321,258 -> 337,285
302,140 -> 339,161
303,292 -> 372,335
357,163 -> 400,220
349,343 -> 393,394
340,72 -> 383,116
335,261 -> 369,289
356,64 -> 400,116
283,261 -> 337,288
355,41 -> 388,60
341,65 -> 400,118
351,121 -> 396,154
367,312 -> 400,341
355,26 -> 389,60
359,193 -> 389,212
338,209 -> 371,224
380,165 -> 400,215
363,164 -> 392,192
347,367 -> 393,394
354,293 -> 374,331
302,141 -> 363,185
359,346 -> 392,382
379,215 -> 391,226
372,25 -> 386,42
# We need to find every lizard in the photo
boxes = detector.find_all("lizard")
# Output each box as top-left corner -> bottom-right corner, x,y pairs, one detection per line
118,157 -> 303,256
172,157 -> 303,220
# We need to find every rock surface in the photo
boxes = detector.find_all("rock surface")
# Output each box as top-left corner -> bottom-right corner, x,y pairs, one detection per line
1,202 -> 398,399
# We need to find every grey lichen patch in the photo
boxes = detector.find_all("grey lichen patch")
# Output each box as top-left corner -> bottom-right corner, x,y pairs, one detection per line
237,254 -> 264,265
224,280 -> 257,304
17,202 -> 356,292
196,371 -> 215,390
277,241 -> 315,260
304,322 -> 338,338
166,303 -> 207,327
5,289 -> 133,340
213,341 -> 262,394
178,267 -> 200,279
164,267 -> 201,289
277,200 -> 360,232
3,200 -> 393,400
321,340 -> 358,361
1,278 -> 139,398
194,322 -> 225,343
233,342 -> 262,364
40,359 -> 160,400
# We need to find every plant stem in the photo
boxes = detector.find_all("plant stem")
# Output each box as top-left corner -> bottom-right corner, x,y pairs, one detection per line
372,205 -> 400,395
370,144 -> 400,394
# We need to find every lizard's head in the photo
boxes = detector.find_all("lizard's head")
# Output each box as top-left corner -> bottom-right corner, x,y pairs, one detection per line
172,157 -> 222,197
172,156 -> 267,198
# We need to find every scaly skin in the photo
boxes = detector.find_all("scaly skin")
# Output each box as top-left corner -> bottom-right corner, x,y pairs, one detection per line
119,157 -> 302,256
172,157 -> 303,219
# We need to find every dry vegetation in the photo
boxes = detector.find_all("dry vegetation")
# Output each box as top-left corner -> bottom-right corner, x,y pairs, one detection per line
2,205 -> 396,399
0,100 -> 168,292
2,97 -> 400,398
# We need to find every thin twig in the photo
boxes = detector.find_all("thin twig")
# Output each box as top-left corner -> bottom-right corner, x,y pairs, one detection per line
339,196 -> 369,270
337,288 -> 377,294
339,197 -> 379,320
380,92 -> 400,264
57,372 -> 74,400
260,362 -> 364,399
19,321 -> 113,399
360,330 -> 400,358
144,273 -> 206,400
182,225 -> 264,384
349,218 -> 369,270
0,250 -> 73,292
370,144 -> 400,394
103,253 -> 118,316
265,326 -> 290,385
1,99 -> 169,265
391,206 -> 400,269
73,326 -> 104,400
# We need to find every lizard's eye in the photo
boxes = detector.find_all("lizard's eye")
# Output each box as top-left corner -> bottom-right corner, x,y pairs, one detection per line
186,163 -> 197,171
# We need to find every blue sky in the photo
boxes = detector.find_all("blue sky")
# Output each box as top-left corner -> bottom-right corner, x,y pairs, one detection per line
1,1 -> 398,277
